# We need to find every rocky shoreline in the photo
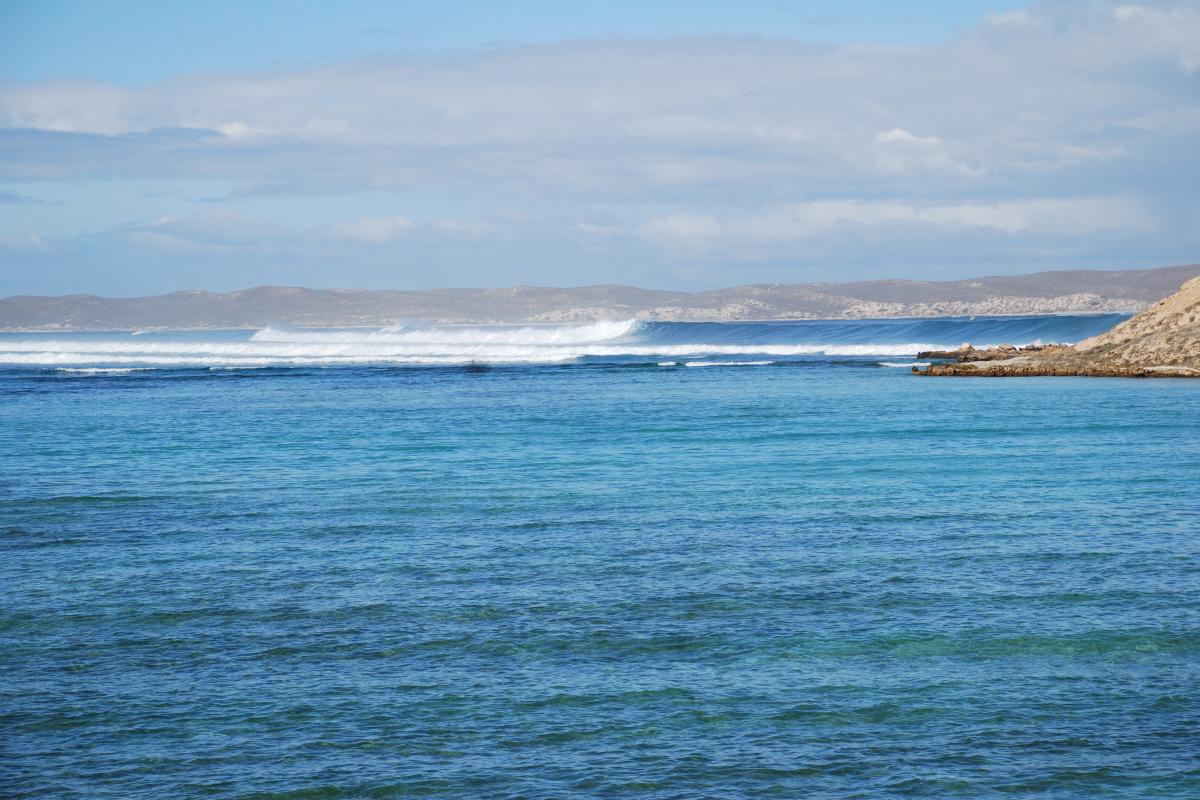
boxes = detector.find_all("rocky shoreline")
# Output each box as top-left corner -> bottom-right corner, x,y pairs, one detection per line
915,343 -> 1067,362
913,276 -> 1200,378
914,359 -> 1200,378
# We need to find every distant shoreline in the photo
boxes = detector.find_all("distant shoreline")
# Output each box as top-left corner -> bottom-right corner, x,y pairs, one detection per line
2,264 -> 1194,331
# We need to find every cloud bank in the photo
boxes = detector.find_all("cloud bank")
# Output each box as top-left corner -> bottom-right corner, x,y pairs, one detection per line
1,1 -> 1198,294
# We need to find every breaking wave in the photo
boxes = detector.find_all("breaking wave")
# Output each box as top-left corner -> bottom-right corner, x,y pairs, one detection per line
252,318 -> 642,346
54,367 -> 155,374
0,314 -> 1127,368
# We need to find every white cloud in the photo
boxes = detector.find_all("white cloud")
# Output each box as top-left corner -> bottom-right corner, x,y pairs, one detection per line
638,197 -> 1156,254
871,128 -> 977,176
1,3 -> 1196,193
214,121 -> 266,139
875,128 -> 942,145
114,211 -> 501,252
986,10 -> 1041,28
0,233 -> 57,252
328,216 -> 414,244
127,230 -> 231,254
1109,4 -> 1200,73
142,210 -> 295,243
0,82 -> 130,135
1,2 -> 1198,290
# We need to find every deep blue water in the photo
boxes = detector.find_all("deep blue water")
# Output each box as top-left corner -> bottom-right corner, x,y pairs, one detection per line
2,317 -> 1199,799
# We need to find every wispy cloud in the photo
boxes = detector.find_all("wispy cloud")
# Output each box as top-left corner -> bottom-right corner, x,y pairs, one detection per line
637,197 -> 1156,255
328,216 -> 414,244
1,1 -> 1198,294
3,5 -> 1197,196
0,233 -> 58,253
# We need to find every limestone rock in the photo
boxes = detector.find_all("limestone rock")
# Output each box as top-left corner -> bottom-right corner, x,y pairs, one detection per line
915,276 -> 1200,378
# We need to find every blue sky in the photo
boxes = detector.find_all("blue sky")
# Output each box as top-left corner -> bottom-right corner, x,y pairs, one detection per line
1,1 -> 1198,295
2,1 -> 1024,83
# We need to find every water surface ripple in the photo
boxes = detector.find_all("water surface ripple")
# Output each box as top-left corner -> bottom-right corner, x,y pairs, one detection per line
2,319 -> 1198,799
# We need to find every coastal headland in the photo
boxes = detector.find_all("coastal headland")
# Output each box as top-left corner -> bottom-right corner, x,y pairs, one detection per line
914,276 -> 1200,378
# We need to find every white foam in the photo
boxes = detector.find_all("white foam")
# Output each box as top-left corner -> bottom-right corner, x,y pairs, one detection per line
251,318 -> 641,346
878,361 -> 931,368
684,360 -> 775,367
54,367 -> 152,374
0,322 -> 963,367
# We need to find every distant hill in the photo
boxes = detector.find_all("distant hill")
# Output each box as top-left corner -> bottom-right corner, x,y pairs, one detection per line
3,264 -> 1199,330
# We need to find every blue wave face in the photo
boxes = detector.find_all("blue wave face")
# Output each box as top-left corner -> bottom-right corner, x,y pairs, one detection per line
0,314 -> 1128,368
634,314 -> 1128,347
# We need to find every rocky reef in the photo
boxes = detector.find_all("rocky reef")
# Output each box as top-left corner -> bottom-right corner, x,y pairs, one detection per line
916,343 -> 1067,362
914,276 -> 1200,378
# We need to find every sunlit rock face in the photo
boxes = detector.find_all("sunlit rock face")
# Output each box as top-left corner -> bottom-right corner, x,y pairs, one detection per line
916,275 -> 1200,377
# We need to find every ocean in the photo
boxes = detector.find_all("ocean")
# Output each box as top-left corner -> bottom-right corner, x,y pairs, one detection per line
3,315 -> 1199,799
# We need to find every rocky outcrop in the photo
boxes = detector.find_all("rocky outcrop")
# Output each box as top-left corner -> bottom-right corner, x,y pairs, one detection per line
915,276 -> 1200,378
917,361 -> 1199,377
916,343 -> 1066,361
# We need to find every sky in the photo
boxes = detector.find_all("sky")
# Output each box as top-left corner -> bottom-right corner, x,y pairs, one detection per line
1,1 -> 1198,296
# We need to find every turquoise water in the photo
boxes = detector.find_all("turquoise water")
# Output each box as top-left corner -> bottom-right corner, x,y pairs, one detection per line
2,316 -> 1199,799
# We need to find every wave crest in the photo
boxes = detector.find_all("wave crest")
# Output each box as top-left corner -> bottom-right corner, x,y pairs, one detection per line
0,314 -> 1126,368
250,319 -> 642,346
